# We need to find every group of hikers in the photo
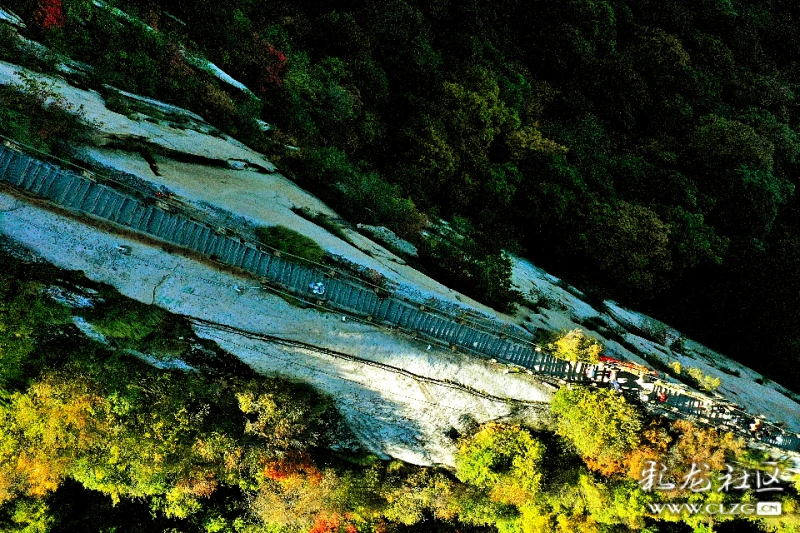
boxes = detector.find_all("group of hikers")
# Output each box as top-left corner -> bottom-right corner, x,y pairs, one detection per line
310,276 -> 794,452
584,356 -> 655,397
584,364 -> 624,392
582,358 -> 792,449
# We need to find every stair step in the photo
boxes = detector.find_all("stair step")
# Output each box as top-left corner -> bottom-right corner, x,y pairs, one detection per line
117,198 -> 138,225
0,146 -> 17,178
136,206 -> 155,231
64,178 -> 88,208
93,189 -> 114,216
196,227 -> 212,254
184,222 -> 199,247
221,239 -> 239,264
100,192 -> 122,219
266,255 -> 282,279
19,160 -> 42,189
171,219 -> 188,244
241,246 -> 257,272
6,153 -> 33,186
256,252 -> 271,277
299,267 -> 315,292
29,165 -> 55,195
326,279 -> 341,302
150,209 -> 169,235
192,224 -> 207,250
164,213 -> 183,238
108,197 -> 129,223
83,186 -> 104,213
37,168 -> 61,197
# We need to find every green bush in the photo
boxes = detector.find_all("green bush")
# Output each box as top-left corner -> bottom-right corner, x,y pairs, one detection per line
0,77 -> 91,156
0,271 -> 69,398
102,92 -> 135,117
0,24 -> 18,59
290,147 -> 426,240
687,367 -> 722,392
255,225 -> 326,264
418,226 -> 521,313
290,207 -> 353,244
88,304 -> 166,347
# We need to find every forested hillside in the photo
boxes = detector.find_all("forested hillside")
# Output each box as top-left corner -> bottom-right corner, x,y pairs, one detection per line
168,0 -> 800,392
7,0 -> 800,389
193,0 -> 800,392
4,1 -> 800,531
2,253 -> 799,532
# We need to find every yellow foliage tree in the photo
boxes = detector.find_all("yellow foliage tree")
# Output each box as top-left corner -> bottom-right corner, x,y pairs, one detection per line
456,423 -> 545,506
551,386 -> 642,475
506,125 -> 569,160
0,373 -> 108,502
550,329 -> 603,364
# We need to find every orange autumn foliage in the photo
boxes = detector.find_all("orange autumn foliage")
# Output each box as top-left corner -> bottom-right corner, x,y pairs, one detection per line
670,420 -> 744,471
584,456 -> 626,477
263,451 -> 323,485
307,513 -> 358,533
308,515 -> 341,533
624,424 -> 672,480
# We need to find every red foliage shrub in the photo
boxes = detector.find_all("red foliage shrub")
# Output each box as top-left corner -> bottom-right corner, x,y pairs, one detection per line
307,514 -> 358,533
141,4 -> 161,30
308,515 -> 341,533
251,33 -> 287,94
163,42 -> 194,81
35,0 -> 65,29
262,451 -> 323,485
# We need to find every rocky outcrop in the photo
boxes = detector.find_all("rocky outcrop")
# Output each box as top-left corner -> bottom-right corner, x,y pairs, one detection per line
0,193 -> 554,467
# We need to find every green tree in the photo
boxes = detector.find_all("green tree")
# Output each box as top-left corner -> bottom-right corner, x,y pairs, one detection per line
664,207 -> 729,273
550,386 -> 642,475
395,115 -> 457,205
235,378 -> 330,450
456,423 -> 545,506
579,201 -> 672,299
442,66 -> 520,156
692,114 -> 775,173
549,329 -> 603,364
0,273 -> 68,398
729,165 -> 794,237
0,497 -> 53,533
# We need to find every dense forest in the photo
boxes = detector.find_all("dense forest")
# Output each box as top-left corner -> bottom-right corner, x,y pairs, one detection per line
5,0 -> 800,390
1,253 -> 799,532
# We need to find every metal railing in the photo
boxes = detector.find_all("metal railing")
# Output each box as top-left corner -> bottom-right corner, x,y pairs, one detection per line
1,138 -> 797,455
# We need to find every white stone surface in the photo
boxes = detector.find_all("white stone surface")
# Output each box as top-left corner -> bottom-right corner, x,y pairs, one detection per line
183,53 -> 256,97
0,7 -> 25,28
0,61 -> 276,171
0,193 -> 553,467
